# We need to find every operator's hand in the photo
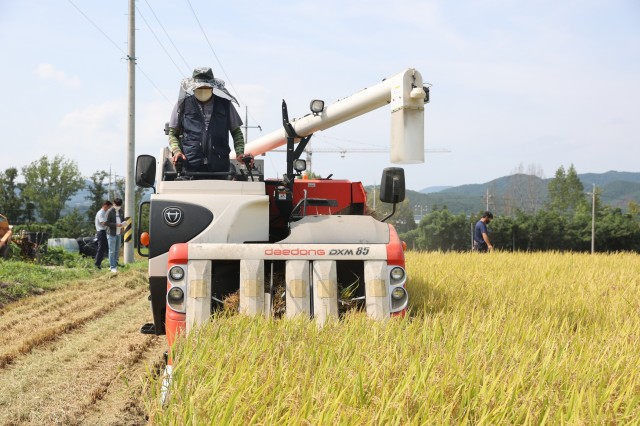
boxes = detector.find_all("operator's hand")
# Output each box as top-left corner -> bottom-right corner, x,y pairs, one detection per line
238,153 -> 254,168
172,152 -> 186,166
488,244 -> 494,252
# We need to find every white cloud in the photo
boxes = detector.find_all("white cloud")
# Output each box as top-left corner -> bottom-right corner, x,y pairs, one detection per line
54,101 -> 127,176
35,63 -> 81,88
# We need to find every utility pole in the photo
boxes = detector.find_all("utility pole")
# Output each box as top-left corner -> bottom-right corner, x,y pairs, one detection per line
124,0 -> 135,264
485,188 -> 492,211
243,106 -> 262,144
591,183 -> 596,254
372,183 -> 376,210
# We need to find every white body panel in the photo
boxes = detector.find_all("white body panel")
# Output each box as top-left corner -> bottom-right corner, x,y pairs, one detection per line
182,242 -> 399,326
148,180 -> 269,277
188,243 -> 387,261
364,260 -> 390,320
285,260 -> 310,318
312,260 -> 339,325
186,260 -> 211,333
239,259 -> 265,315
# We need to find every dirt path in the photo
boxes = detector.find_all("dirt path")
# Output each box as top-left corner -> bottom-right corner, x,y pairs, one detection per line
0,269 -> 167,425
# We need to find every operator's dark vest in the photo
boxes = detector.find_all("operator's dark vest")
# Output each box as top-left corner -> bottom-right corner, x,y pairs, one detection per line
180,94 -> 231,171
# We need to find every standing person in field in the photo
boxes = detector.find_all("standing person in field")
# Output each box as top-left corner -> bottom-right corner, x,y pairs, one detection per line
473,211 -> 494,252
105,198 -> 125,273
167,67 -> 246,176
93,200 -> 112,269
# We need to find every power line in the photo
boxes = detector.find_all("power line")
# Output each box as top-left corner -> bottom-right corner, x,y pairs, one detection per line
136,64 -> 172,103
136,5 -> 188,77
142,0 -> 192,73
184,0 -> 262,129
66,0 -> 171,103
67,0 -> 126,56
184,0 -> 237,94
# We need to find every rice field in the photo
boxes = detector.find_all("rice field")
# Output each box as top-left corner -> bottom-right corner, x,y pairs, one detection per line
146,251 -> 640,425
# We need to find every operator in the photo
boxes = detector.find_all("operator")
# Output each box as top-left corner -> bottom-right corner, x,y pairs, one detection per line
167,67 -> 245,176
473,211 -> 494,252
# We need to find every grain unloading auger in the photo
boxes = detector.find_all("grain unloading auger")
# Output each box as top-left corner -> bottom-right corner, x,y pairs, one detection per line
135,69 -> 429,345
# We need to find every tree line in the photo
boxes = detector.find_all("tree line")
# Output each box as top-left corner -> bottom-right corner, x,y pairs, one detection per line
3,157 -> 639,252
0,155 -> 145,239
385,165 -> 640,252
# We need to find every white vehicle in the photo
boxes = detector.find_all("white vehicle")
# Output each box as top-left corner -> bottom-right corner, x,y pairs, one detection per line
135,69 -> 429,351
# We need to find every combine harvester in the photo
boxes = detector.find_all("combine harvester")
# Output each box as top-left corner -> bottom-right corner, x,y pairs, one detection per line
135,68 -> 429,371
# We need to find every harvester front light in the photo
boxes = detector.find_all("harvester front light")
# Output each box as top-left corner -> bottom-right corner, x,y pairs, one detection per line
168,287 -> 184,302
167,286 -> 185,312
169,266 -> 185,281
391,287 -> 406,300
390,266 -> 405,282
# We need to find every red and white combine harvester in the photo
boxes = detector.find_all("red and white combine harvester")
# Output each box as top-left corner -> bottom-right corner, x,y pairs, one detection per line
135,68 -> 429,353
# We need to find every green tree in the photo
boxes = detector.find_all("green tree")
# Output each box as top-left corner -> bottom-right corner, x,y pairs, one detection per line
519,210 -> 568,251
627,200 -> 640,223
0,167 -> 23,222
21,155 -> 85,224
547,164 -> 587,216
388,199 -> 417,234
415,207 -> 468,251
487,215 -> 518,251
86,170 -> 109,223
595,206 -> 640,252
53,208 -> 93,238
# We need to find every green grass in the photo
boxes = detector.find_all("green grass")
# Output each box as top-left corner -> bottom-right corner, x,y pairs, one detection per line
146,252 -> 640,425
0,256 -> 148,307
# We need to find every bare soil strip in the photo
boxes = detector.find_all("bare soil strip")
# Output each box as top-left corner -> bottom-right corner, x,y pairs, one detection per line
0,270 -> 167,425
0,274 -> 146,369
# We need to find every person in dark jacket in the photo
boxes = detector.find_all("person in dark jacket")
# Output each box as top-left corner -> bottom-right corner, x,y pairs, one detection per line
167,67 -> 245,176
105,198 -> 124,273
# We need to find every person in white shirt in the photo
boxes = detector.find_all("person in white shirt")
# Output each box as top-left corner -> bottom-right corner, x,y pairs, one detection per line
105,198 -> 125,273
94,200 -> 112,269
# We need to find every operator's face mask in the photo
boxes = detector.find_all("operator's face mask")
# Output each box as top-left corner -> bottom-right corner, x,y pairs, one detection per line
194,87 -> 213,103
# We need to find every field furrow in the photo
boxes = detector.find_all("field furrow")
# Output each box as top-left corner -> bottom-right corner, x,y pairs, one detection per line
0,271 -> 166,426
0,279 -> 147,369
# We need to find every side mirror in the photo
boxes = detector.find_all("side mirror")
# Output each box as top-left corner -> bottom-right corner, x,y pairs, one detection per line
379,167 -> 405,204
136,155 -> 156,188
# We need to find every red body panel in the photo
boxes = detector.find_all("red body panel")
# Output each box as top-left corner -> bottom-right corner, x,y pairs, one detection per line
386,225 -> 408,317
166,244 -> 188,350
265,179 -> 367,225
385,225 -> 405,268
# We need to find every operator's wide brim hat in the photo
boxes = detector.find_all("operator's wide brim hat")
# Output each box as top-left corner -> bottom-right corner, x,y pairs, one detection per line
179,66 -> 238,104
191,67 -> 215,89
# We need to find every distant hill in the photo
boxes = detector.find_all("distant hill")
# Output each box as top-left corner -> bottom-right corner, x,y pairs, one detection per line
419,186 -> 452,194
384,171 -> 640,216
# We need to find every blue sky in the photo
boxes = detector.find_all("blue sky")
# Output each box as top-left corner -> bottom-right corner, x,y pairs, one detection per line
0,0 -> 638,191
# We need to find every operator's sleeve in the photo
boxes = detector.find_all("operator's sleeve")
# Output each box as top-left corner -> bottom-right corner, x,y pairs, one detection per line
229,104 -> 244,156
230,128 -> 244,156
168,101 -> 183,155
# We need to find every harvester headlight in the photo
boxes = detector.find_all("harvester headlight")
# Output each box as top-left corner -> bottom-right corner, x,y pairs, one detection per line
294,159 -> 307,172
310,99 -> 325,114
169,266 -> 185,281
391,287 -> 406,300
390,267 -> 405,282
167,287 -> 184,304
